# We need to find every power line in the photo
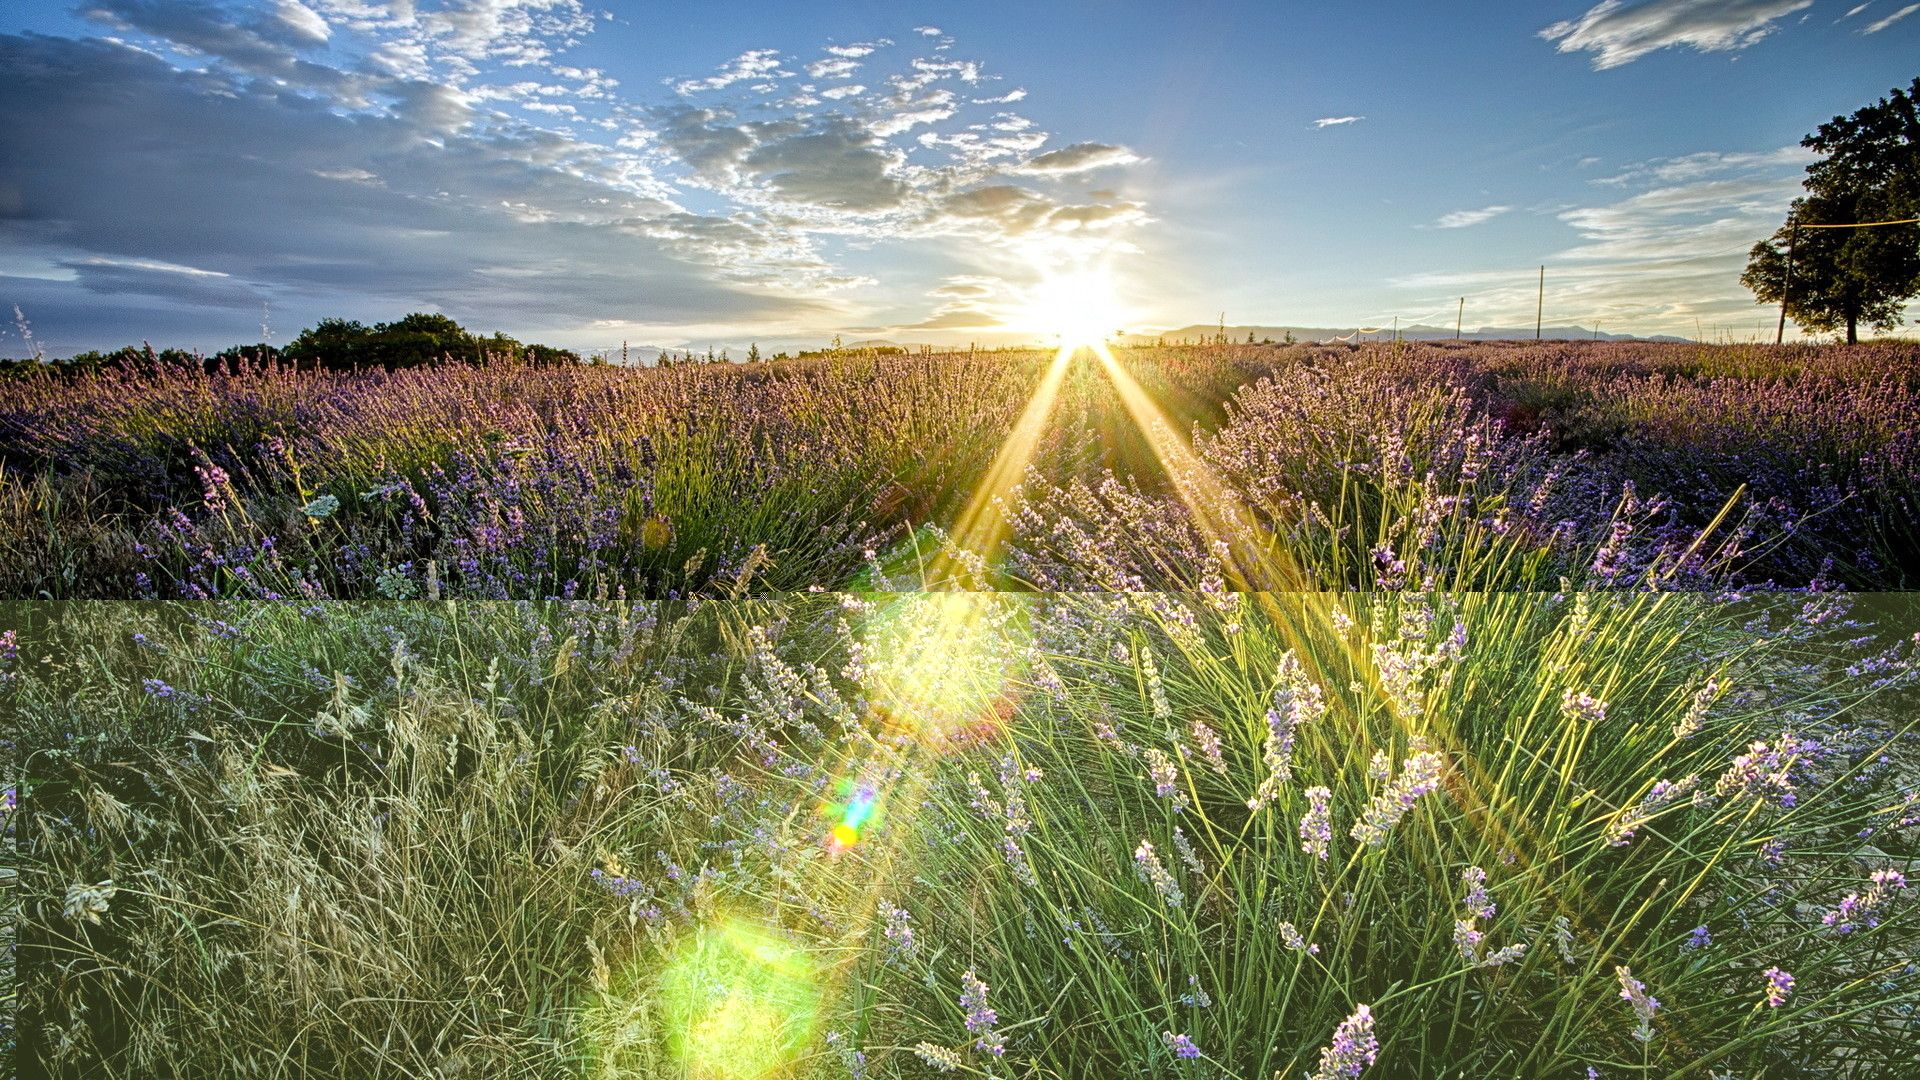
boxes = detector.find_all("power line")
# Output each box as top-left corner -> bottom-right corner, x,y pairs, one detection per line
1774,215 -> 1920,342
1794,217 -> 1920,229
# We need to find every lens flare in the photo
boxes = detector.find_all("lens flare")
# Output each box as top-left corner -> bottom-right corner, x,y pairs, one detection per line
658,919 -> 819,1080
826,781 -> 880,850
1014,265 -> 1130,349
859,592 -> 1029,741
929,348 -> 1074,582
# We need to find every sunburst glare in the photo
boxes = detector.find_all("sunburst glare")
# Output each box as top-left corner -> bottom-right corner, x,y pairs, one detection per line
1013,265 -> 1132,349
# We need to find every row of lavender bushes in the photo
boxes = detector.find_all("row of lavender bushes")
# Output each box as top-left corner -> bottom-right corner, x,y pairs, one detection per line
2,341 -> 1917,597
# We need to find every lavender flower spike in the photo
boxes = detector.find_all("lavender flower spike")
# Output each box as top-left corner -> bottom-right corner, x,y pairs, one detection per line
1615,966 -> 1660,1042
1308,1003 -> 1379,1080
1761,966 -> 1794,1008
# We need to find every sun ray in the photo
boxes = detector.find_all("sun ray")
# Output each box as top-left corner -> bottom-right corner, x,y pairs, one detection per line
925,344 -> 1075,584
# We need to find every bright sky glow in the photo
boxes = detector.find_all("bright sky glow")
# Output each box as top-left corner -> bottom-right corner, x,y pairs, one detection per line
1,0 -> 1916,353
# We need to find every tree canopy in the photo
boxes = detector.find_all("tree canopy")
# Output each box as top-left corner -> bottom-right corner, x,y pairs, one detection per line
282,313 -> 579,370
1,313 -> 580,375
1742,77 -> 1920,343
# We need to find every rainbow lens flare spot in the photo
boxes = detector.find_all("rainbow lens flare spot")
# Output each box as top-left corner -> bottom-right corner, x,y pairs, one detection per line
827,783 -> 880,849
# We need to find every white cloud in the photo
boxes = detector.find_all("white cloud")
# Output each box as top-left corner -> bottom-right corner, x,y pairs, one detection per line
1864,3 -> 1919,30
914,25 -> 943,35
1399,144 -> 1810,336
674,48 -> 787,94
1594,144 -> 1814,185
74,256 -> 230,278
1841,2 -> 1873,18
1312,115 -> 1362,128
1433,205 -> 1511,228
1541,0 -> 1812,69
4,15 -> 1151,350
1015,143 -> 1143,175
416,0 -> 599,65
808,57 -> 861,79
273,0 -> 330,43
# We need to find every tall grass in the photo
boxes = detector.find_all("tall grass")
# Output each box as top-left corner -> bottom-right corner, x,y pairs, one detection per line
7,583 -> 1917,1076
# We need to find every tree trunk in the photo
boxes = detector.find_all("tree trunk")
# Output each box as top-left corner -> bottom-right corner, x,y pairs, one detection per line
1846,312 -> 1858,344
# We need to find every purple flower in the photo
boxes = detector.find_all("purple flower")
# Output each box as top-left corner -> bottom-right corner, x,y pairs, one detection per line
1299,785 -> 1333,860
1822,867 -> 1907,934
879,899 -> 917,964
1350,749 -> 1445,846
1452,919 -> 1485,962
1615,966 -> 1660,1042
1145,747 -> 1187,811
1279,920 -> 1320,954
959,971 -> 995,1032
1560,688 -> 1608,724
1189,719 -> 1227,775
1716,734 -> 1817,808
1162,1031 -> 1200,1060
1249,652 -> 1324,811
1309,1003 -> 1378,1080
1460,866 -> 1495,920
1134,839 -> 1185,908
959,969 -> 1004,1056
1761,966 -> 1794,1008
1684,924 -> 1712,951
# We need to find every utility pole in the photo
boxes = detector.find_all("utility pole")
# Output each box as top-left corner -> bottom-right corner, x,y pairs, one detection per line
1775,216 -> 1797,345
1392,315 -> 1398,343
1535,266 -> 1544,340
1456,297 -> 1464,340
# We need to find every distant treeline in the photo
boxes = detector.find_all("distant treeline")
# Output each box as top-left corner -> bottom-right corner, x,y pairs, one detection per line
0,312 -> 580,377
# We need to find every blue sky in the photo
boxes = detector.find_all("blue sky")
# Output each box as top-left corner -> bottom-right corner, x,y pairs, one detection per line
2,0 -> 1916,355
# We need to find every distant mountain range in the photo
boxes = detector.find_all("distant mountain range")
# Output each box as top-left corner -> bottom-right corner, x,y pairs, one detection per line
1119,323 -> 1692,345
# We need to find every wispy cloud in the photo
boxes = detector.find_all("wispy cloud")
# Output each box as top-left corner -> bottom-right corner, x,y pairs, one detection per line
1,4 -> 1150,350
1433,206 -> 1511,228
1593,145 -> 1814,185
1863,3 -> 1919,31
1312,115 -> 1363,128
1014,143 -> 1143,175
1541,0 -> 1812,69
673,48 -> 788,94
1399,144 -> 1805,335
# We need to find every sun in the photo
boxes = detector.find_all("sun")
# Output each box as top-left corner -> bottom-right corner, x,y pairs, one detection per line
1015,266 -> 1131,348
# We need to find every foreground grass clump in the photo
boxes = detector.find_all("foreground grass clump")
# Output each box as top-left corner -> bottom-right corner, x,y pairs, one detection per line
7,591 -> 1917,1077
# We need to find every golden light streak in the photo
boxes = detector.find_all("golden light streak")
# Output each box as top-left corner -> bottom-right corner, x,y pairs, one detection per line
1082,340 -> 1548,921
926,344 -> 1074,584
1088,341 -> 1309,592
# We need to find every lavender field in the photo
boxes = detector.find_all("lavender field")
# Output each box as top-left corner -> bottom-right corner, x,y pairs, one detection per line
3,341 -> 1918,597
2,341 -> 1919,1078
7,0 -> 1920,1073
